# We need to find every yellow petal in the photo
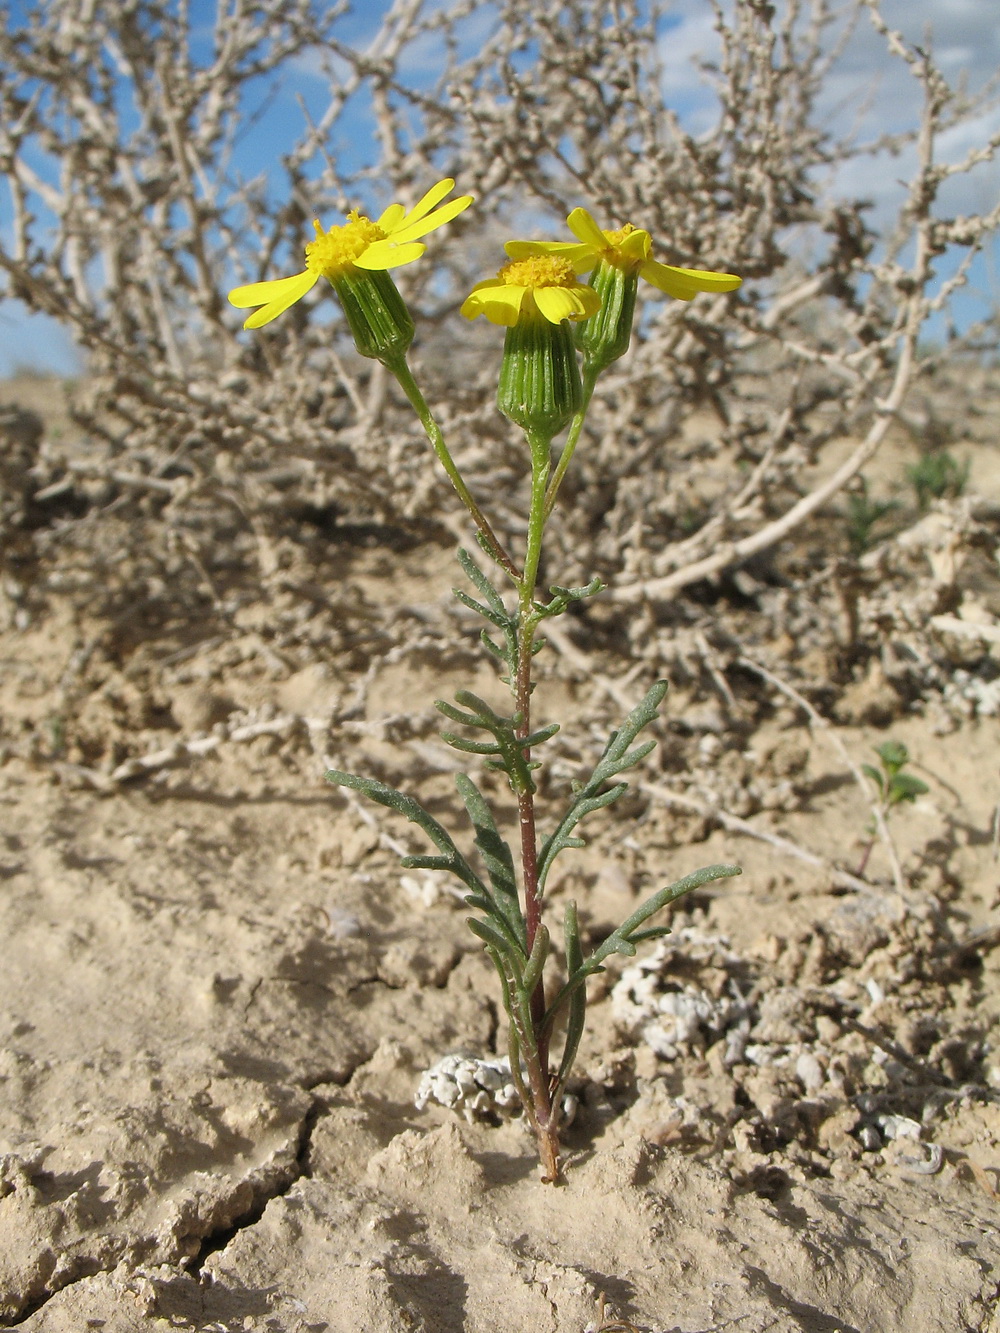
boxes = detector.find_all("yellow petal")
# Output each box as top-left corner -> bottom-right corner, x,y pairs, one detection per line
228,270 -> 313,309
505,239 -> 590,262
354,240 -> 426,270
399,178 -> 457,228
461,284 -> 524,325
377,202 -> 407,231
464,278 -> 507,296
568,253 -> 600,275
232,271 -> 318,328
534,283 -> 600,324
618,229 -> 651,263
640,259 -> 742,300
479,298 -> 523,326
566,207 -> 606,250
391,194 -> 473,243
503,240 -> 595,277
532,287 -> 576,323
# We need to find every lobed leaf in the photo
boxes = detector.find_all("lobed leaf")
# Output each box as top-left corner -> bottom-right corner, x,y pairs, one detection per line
550,901 -> 587,1106
326,768 -> 486,897
455,773 -> 526,950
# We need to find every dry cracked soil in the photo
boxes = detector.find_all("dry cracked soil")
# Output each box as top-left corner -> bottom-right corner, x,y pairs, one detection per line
1,372 -> 999,1332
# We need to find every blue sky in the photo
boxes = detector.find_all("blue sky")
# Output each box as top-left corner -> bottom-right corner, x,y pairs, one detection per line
2,0 -> 997,376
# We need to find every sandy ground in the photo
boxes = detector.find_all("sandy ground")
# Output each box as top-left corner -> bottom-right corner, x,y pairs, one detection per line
1,373 -> 999,1332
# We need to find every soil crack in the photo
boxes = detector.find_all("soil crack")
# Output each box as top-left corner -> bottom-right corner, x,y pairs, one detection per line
188,1087 -> 326,1275
2,1089 -> 329,1327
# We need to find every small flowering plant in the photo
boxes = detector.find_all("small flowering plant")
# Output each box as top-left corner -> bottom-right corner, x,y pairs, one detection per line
229,181 -> 743,1181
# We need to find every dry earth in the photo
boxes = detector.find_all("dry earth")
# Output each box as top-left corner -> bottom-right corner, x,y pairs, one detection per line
1,372 -> 999,1332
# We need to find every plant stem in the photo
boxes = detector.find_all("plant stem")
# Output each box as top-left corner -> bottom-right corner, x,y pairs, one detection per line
543,364 -> 598,522
516,427 -> 561,1177
517,430 -> 551,955
387,354 -> 521,581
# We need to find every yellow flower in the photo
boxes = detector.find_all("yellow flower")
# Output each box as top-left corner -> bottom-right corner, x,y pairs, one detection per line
505,206 -> 741,301
461,254 -> 601,327
228,179 -> 473,329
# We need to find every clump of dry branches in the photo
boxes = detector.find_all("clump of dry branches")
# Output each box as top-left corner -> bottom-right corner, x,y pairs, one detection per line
1,0 -> 997,666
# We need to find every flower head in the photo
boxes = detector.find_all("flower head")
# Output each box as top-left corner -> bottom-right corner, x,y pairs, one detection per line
505,206 -> 741,301
461,254 -> 601,327
228,179 -> 473,330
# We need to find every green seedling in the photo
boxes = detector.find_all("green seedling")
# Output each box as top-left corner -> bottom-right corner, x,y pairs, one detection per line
229,186 -> 743,1181
857,740 -> 929,876
844,477 -> 899,555
906,449 -> 970,510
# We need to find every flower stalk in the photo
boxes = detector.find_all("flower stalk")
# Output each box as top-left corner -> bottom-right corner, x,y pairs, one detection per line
387,353 -> 520,580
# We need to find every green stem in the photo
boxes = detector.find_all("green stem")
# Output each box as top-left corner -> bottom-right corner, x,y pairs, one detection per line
542,363 -> 598,522
388,353 -> 521,581
512,427 -> 559,1168
516,428 -> 551,956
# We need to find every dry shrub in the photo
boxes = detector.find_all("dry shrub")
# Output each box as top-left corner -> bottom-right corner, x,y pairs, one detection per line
1,0 -> 997,668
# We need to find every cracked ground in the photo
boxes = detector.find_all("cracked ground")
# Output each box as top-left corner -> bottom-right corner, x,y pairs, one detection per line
3,626 -> 999,1332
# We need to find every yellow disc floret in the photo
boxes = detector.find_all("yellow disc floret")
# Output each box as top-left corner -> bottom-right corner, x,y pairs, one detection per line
499,255 -> 577,289
305,212 -> 387,279
604,223 -> 636,248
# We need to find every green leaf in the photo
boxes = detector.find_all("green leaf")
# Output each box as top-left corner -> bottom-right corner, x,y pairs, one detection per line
325,769 -> 486,897
523,722 -> 560,747
520,924 -> 550,1000
400,854 -> 455,873
454,549 -> 519,680
454,773 -> 526,951
467,915 -> 518,956
463,891 -> 496,916
456,547 -> 508,618
543,863 -> 742,1027
628,924 -> 675,944
452,588 -> 511,631
439,731 -> 503,755
535,575 -> 606,621
436,698 -> 490,729
875,740 -> 909,777
887,772 -> 929,805
551,900 -> 587,1103
439,691 -> 543,796
537,681 -> 669,890
593,864 -> 742,968
861,762 -> 885,795
480,631 -> 510,667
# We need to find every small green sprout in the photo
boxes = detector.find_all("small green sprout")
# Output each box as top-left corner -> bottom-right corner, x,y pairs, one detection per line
857,740 -> 929,876
862,740 -> 930,810
906,449 -> 970,511
844,477 -> 898,555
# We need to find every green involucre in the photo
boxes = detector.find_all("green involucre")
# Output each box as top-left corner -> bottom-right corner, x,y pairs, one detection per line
330,267 -> 415,363
576,258 -> 638,371
497,314 -> 582,437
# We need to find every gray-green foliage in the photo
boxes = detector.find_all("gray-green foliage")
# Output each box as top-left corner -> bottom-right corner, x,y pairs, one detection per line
327,555 -> 740,1163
